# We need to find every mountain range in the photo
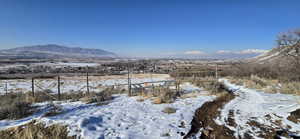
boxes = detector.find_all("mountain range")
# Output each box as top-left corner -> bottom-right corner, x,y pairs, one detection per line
0,44 -> 117,59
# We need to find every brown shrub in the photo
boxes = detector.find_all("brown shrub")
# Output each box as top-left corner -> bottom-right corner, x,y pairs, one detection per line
0,93 -> 35,120
43,103 -> 63,117
79,91 -> 112,104
151,88 -> 180,104
279,82 -> 300,95
0,101 -> 34,120
162,107 -> 177,114
0,120 -> 75,139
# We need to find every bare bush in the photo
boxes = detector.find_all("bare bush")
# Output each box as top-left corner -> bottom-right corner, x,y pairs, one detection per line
279,82 -> 300,95
0,93 -> 35,120
162,107 -> 177,114
0,120 -> 75,139
0,101 -> 34,120
151,88 -> 181,104
79,91 -> 113,104
43,103 -> 63,117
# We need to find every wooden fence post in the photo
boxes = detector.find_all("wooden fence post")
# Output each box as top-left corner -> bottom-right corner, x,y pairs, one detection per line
32,78 -> 35,97
215,64 -> 218,80
57,75 -> 61,100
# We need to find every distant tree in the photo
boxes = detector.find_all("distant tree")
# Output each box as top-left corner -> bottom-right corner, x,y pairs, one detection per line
277,29 -> 300,61
276,29 -> 300,81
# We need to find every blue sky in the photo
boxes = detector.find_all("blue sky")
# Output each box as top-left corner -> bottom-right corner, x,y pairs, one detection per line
0,0 -> 300,57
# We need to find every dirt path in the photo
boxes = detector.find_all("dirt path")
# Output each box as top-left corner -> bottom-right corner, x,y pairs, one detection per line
185,79 -> 300,139
184,92 -> 236,139
215,79 -> 300,138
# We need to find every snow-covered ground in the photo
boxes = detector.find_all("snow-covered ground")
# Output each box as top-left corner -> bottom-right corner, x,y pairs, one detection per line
0,82 -> 215,139
216,79 -> 300,138
0,74 -> 172,94
32,62 -> 100,68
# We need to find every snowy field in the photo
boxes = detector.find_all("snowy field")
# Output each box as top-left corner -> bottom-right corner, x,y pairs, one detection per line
0,74 -> 172,94
0,82 -> 215,139
216,79 -> 300,138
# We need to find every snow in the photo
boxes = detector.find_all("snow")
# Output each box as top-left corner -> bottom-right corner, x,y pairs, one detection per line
0,76 -> 172,94
0,82 -> 215,139
216,79 -> 300,138
32,62 -> 100,67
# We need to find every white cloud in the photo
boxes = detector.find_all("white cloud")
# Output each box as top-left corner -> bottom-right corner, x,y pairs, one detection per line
216,50 -> 232,54
183,50 -> 205,55
237,49 -> 268,54
216,49 -> 268,55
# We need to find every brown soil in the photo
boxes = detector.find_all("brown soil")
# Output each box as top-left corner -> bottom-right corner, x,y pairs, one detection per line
183,92 -> 236,139
0,120 -> 75,139
246,120 -> 277,139
227,110 -> 237,128
287,108 -> 300,123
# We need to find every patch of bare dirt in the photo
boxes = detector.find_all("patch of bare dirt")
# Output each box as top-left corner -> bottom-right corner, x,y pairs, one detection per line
246,120 -> 277,139
287,109 -> 300,123
227,110 -> 237,128
183,92 -> 236,139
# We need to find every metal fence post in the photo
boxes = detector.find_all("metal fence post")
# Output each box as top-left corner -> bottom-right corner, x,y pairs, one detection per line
86,66 -> 90,95
58,75 -> 61,100
32,78 -> 35,97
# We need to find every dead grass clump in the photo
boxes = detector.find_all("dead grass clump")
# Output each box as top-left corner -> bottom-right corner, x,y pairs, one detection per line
180,92 -> 200,99
136,98 -> 145,102
152,89 -> 180,104
228,77 -> 244,86
263,85 -> 279,94
0,93 -> 35,120
0,120 -> 75,139
0,101 -> 34,120
25,91 -> 56,103
244,80 -> 264,90
279,82 -> 300,95
60,91 -> 85,101
79,91 -> 112,104
162,107 -> 177,114
152,97 -> 163,104
250,75 -> 267,87
194,80 -> 226,94
43,103 -> 63,117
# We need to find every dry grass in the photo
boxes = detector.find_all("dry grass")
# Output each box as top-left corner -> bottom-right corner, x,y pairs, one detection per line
136,98 -> 145,102
0,93 -> 35,120
263,85 -> 279,94
162,107 -> 177,114
79,91 -> 113,104
279,82 -> 300,95
151,88 -> 180,104
229,76 -> 300,95
133,86 -> 181,104
0,120 -> 75,139
0,87 -> 117,120
180,92 -> 201,99
152,97 -> 163,104
43,103 -> 63,117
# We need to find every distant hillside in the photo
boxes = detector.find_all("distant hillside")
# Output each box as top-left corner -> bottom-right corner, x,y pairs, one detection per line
247,46 -> 296,63
0,44 -> 117,59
